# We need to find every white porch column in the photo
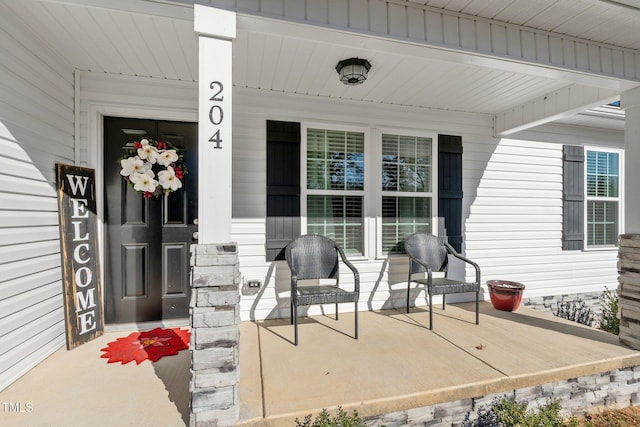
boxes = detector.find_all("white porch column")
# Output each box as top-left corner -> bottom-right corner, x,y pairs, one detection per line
618,86 -> 640,351
194,5 -> 235,243
621,87 -> 640,234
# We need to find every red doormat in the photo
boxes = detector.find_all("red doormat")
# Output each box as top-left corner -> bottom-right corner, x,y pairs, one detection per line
100,327 -> 190,365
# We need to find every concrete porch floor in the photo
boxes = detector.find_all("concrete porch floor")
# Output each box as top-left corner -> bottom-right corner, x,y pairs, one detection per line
238,302 -> 640,426
1,303 -> 639,427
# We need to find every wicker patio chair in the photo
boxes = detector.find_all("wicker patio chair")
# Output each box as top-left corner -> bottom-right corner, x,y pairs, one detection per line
285,234 -> 360,345
404,233 -> 480,329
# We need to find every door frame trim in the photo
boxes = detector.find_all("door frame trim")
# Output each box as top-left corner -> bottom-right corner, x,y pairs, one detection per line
87,102 -> 197,324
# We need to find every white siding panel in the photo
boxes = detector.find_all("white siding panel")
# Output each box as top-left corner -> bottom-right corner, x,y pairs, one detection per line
78,72 -> 198,168
0,322 -> 65,393
231,89 -> 618,322
232,89 -> 484,321
0,268 -> 61,301
0,254 -> 62,284
0,241 -> 60,265
0,227 -> 60,247
0,4 -> 73,392
464,138 -> 618,301
0,193 -> 58,212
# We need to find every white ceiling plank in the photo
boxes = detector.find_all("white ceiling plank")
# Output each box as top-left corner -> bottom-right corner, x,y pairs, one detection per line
496,0 -> 559,26
5,0 -> 640,131
113,13 -> 165,78
495,84 -> 619,136
370,56 -> 421,104
442,0 -> 475,13
135,15 -> 180,80
7,0 -> 99,72
245,32 -> 267,89
458,0 -> 513,18
518,0 -> 585,33
424,0 -> 449,9
265,36 -> 298,92
28,0 -> 194,21
171,19 -> 198,81
232,29 -> 249,88
63,5 -> 126,74
302,45 -> 338,96
154,18 -> 195,81
41,3 -> 116,73
258,35 -> 284,90
87,10 -> 136,76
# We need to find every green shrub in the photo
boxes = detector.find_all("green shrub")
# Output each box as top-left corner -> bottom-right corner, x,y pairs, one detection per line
295,406 -> 367,427
462,396 -> 579,427
599,287 -> 619,335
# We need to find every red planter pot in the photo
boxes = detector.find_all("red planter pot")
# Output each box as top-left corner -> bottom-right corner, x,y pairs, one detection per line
487,280 -> 525,312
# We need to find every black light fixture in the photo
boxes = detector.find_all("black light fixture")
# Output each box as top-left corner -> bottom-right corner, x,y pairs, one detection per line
336,58 -> 371,85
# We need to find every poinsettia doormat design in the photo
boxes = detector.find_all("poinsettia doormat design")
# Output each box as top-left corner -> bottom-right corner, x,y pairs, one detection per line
100,327 -> 190,364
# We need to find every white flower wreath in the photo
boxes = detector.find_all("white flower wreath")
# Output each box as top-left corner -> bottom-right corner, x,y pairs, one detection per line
119,138 -> 187,198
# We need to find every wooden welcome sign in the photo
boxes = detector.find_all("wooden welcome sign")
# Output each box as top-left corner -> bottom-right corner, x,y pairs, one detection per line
56,164 -> 104,349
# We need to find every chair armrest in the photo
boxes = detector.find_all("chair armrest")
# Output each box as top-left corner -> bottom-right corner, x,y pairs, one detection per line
290,273 -> 299,292
406,253 -> 434,281
335,246 -> 360,292
443,242 -> 481,284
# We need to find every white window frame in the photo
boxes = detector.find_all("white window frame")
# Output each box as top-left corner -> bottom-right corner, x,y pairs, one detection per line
584,146 -> 624,251
300,123 -> 439,260
375,128 -> 438,258
301,123 -> 371,259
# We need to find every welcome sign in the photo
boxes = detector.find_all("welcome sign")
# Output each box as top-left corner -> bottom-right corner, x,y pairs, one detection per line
56,164 -> 104,349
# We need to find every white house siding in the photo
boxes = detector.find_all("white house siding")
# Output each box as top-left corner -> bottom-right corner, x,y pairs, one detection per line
232,88 -> 488,320
231,89 -> 624,321
73,75 -> 624,324
77,72 -> 198,168
0,5 -> 75,391
464,135 -> 621,300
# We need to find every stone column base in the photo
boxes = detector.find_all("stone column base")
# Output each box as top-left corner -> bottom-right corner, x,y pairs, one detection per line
618,234 -> 640,350
189,243 -> 240,427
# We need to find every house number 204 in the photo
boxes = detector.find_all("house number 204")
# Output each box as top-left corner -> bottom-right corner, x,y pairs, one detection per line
208,81 -> 224,149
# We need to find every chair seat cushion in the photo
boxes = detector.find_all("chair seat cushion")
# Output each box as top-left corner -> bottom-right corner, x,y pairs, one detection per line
295,286 -> 359,305
412,278 -> 479,295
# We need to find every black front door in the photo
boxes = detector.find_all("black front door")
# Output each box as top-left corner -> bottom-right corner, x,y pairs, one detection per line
103,117 -> 198,323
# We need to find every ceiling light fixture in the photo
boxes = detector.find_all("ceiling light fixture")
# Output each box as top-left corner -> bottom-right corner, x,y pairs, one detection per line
336,58 -> 371,85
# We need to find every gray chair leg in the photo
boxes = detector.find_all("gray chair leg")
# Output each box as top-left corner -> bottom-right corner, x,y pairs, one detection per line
293,303 -> 298,346
336,302 -> 339,320
442,294 -> 446,310
290,300 -> 294,325
406,281 -> 411,313
475,291 -> 480,325
429,293 -> 433,330
354,301 -> 358,339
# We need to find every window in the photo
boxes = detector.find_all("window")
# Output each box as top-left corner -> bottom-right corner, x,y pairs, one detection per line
381,133 -> 434,253
304,128 -> 365,255
302,126 -> 438,258
585,149 -> 621,248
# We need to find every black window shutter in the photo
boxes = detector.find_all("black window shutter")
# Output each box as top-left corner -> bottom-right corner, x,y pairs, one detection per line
438,134 -> 464,252
562,145 -> 585,250
266,121 -> 301,261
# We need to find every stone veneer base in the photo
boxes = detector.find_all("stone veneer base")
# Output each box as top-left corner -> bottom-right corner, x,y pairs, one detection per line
359,366 -> 640,426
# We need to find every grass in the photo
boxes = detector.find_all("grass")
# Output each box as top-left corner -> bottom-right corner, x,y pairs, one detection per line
573,406 -> 640,426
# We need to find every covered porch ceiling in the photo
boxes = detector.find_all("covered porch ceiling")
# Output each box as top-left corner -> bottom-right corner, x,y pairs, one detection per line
6,0 -> 638,133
